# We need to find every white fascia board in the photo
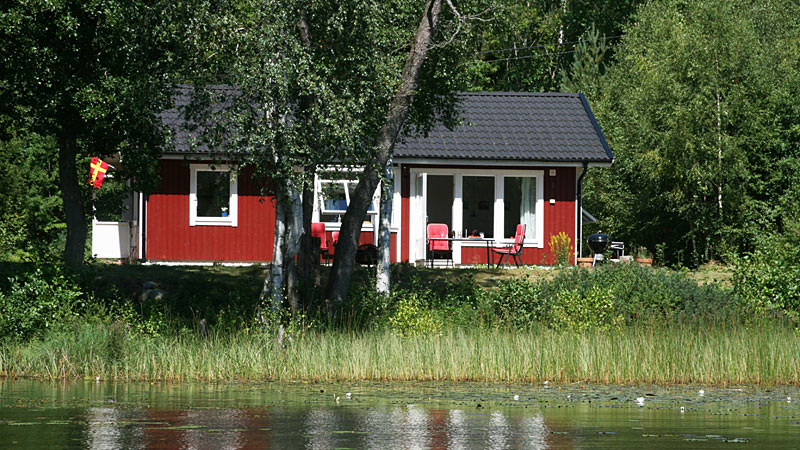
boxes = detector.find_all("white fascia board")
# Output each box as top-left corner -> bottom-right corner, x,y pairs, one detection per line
394,157 -> 587,167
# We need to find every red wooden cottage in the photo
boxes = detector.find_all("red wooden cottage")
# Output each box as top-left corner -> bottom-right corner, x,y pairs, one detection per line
92,91 -> 613,266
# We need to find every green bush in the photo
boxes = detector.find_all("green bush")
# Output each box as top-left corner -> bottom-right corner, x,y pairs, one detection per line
0,269 -> 83,340
479,264 -> 741,329
733,229 -> 800,322
387,290 -> 442,337
550,286 -> 622,330
485,276 -> 547,327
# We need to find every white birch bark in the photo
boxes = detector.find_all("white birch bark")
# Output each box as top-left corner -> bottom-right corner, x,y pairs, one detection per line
262,192 -> 286,315
715,63 -> 723,218
260,178 -> 305,318
376,157 -> 393,294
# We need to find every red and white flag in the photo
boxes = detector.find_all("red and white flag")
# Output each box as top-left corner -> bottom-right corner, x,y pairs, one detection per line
89,157 -> 110,188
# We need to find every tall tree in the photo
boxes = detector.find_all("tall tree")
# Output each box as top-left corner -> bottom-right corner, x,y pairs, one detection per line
463,0 -> 641,93
190,0 -> 483,313
0,132 -> 62,261
325,0 -> 445,308
0,0 -> 189,267
583,0 -> 800,264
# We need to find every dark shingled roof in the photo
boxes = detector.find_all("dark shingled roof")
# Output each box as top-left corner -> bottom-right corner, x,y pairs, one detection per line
394,92 -> 613,163
160,88 -> 612,163
159,85 -> 241,154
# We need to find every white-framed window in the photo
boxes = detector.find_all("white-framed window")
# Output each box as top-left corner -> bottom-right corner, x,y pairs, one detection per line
314,169 -> 379,228
501,175 -> 541,242
189,164 -> 238,227
410,168 -> 544,249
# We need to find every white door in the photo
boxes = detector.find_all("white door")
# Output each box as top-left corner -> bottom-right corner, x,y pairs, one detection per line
412,173 -> 428,264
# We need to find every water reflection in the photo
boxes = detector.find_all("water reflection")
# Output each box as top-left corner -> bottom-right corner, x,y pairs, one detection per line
1,381 -> 799,449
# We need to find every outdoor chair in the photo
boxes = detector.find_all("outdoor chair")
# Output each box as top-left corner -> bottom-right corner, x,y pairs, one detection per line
310,222 -> 329,264
426,223 -> 452,267
322,231 -> 339,265
493,224 -> 525,267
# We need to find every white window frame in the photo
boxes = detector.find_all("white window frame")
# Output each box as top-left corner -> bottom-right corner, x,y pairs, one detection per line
189,163 -> 238,227
498,172 -> 545,247
410,168 -> 545,251
313,169 -> 382,231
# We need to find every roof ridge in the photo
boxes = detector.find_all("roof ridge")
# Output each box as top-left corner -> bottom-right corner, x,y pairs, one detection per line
459,91 -> 581,97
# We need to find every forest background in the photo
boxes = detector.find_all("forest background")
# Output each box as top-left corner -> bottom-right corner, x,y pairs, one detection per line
0,0 -> 799,356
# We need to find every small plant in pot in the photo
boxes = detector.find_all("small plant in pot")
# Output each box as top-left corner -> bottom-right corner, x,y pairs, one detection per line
635,246 -> 653,266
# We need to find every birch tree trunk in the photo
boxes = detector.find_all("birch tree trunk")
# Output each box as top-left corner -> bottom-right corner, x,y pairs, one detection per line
284,181 -> 304,314
325,0 -> 443,308
261,192 -> 286,316
376,156 -> 393,294
260,179 -> 304,320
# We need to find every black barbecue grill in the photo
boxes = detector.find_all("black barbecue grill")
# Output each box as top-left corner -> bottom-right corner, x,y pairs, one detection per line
587,232 -> 610,266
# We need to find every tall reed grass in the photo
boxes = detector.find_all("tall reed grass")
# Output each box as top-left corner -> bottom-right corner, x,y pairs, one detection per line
2,321 -> 798,385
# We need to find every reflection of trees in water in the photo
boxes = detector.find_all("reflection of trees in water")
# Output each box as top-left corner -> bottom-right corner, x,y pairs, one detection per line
139,407 -> 263,449
353,404 -> 550,450
83,402 -> 552,449
180,409 -> 245,450
304,408 -> 340,450
447,409 -> 470,449
87,407 -> 147,449
487,411 -> 510,448
359,407 -> 406,449
520,415 -> 549,450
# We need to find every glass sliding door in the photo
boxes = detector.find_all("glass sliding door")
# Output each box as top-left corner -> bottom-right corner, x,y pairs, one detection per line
426,175 -> 453,229
462,176 -> 494,238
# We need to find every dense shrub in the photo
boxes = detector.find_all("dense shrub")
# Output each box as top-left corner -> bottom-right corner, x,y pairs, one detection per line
550,286 -> 622,330
387,289 -> 442,336
0,269 -> 83,340
732,229 -> 800,322
484,276 -> 546,327
486,263 -> 741,329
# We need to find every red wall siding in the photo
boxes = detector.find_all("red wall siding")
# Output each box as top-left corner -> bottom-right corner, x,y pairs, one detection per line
147,160 -> 275,262
147,160 -> 400,262
399,165 -> 577,266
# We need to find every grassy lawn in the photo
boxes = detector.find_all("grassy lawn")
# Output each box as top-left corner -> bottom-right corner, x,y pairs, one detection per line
79,260 -> 731,300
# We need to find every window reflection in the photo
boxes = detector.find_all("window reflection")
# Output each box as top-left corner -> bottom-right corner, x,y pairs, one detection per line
462,176 -> 494,238
504,176 -> 536,239
197,171 -> 230,217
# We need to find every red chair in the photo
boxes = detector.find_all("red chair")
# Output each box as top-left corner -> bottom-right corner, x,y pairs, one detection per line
493,224 -> 526,267
323,231 -> 339,265
311,222 -> 329,262
427,223 -> 452,267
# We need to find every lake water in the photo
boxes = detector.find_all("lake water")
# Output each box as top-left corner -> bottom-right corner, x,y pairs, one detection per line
0,380 -> 798,449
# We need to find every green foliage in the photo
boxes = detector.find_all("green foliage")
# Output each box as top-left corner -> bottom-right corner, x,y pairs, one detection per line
486,263 -> 740,329
0,133 -> 64,262
1,0 -> 194,266
732,226 -> 800,322
550,286 -> 621,330
584,0 -> 800,266
560,24 -> 609,95
0,269 -> 82,340
465,0 -> 641,93
387,290 -> 442,337
485,275 -> 546,327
